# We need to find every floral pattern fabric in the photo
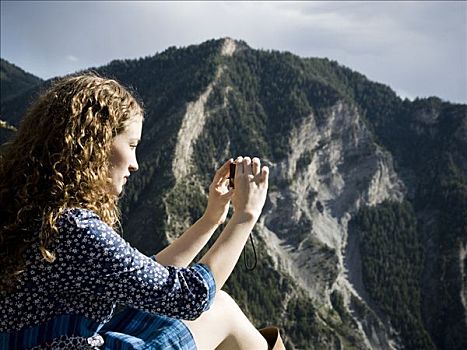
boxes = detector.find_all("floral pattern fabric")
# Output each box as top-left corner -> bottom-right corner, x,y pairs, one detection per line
0,208 -> 216,349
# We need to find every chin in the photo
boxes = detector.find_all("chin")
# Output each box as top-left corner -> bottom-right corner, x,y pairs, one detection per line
117,186 -> 126,198
110,185 -> 122,197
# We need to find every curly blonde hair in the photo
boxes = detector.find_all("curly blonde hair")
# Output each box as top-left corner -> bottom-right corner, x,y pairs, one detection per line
0,73 -> 143,292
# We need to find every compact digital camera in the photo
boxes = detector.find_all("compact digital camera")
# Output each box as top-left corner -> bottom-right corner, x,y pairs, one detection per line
229,163 -> 236,189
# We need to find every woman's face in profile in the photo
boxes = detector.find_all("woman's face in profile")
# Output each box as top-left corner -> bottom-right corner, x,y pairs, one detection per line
109,117 -> 143,196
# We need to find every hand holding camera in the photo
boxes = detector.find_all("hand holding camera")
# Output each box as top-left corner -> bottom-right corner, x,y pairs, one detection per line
229,156 -> 269,221
204,159 -> 234,226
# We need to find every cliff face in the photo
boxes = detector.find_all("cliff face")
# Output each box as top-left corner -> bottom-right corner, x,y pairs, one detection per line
1,39 -> 466,350
262,101 -> 405,346
255,101 -> 408,349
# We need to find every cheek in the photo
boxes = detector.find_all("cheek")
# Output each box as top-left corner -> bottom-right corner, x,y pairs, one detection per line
110,148 -> 126,172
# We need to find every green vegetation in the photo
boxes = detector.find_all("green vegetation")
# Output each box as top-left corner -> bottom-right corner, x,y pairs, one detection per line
351,200 -> 435,349
334,56 -> 467,349
0,58 -> 43,103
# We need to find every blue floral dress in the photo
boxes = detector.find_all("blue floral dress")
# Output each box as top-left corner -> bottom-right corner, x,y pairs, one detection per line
0,208 -> 216,349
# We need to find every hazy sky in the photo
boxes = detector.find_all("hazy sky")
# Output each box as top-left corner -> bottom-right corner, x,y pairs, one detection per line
1,1 -> 466,103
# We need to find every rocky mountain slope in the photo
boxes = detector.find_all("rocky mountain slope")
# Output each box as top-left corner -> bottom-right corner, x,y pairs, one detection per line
1,38 -> 466,349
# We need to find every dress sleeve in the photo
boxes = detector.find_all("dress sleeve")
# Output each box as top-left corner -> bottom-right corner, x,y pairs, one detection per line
54,208 -> 216,321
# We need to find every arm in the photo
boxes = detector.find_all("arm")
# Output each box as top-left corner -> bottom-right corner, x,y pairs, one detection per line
55,208 -> 216,320
155,215 -> 219,267
199,156 -> 269,290
156,159 -> 233,267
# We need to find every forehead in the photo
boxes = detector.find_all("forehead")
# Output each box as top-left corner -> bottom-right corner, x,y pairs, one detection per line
121,116 -> 143,138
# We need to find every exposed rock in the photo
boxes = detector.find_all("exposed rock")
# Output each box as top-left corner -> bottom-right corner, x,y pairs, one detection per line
459,240 -> 467,326
221,37 -> 237,57
172,68 -> 224,182
259,101 -> 405,347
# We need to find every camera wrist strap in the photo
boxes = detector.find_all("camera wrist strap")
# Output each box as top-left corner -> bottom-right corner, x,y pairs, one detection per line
243,234 -> 257,270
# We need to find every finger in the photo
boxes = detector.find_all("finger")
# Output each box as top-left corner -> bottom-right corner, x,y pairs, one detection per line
235,156 -> 244,180
261,166 -> 269,186
220,188 -> 234,200
213,158 -> 233,184
243,156 -> 252,175
252,157 -> 260,176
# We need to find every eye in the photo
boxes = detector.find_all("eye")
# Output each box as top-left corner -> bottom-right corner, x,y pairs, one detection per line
130,144 -> 138,150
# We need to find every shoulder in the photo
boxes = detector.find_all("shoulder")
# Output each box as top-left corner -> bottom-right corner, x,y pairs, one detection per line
55,207 -> 118,248
57,207 -> 110,231
54,208 -> 146,271
58,207 -> 101,226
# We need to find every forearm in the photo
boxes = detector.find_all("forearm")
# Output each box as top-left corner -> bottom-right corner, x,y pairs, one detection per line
199,212 -> 257,291
155,215 -> 219,267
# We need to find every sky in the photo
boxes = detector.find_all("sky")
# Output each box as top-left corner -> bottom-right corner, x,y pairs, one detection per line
1,1 -> 466,103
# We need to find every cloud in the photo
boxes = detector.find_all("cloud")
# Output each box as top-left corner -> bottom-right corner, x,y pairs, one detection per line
1,1 -> 465,103
66,55 -> 78,62
269,1 -> 466,103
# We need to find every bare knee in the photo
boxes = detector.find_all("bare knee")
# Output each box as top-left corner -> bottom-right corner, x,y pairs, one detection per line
214,290 -> 239,313
214,291 -> 252,325
214,291 -> 265,345
184,290 -> 267,350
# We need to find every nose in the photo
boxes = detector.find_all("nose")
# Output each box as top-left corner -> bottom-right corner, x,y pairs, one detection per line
129,159 -> 139,173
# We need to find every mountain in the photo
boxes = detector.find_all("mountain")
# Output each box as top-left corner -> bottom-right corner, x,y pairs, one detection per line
1,38 -> 466,349
0,58 -> 43,103
0,59 -> 43,142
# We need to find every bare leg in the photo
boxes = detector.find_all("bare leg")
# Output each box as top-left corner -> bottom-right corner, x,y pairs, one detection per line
183,290 -> 268,350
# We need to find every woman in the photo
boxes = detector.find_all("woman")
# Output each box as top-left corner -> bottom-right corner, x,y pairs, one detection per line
0,74 -> 285,349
